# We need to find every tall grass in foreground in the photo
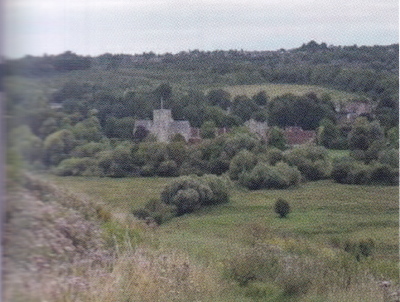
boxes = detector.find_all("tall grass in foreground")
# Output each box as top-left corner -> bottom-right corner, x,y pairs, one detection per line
82,249 -> 226,302
4,174 -> 230,302
227,242 -> 390,301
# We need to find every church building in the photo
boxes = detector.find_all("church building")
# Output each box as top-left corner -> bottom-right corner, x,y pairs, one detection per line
133,109 -> 191,142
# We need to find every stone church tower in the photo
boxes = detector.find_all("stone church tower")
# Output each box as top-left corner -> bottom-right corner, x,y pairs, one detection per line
134,109 -> 191,142
152,109 -> 174,142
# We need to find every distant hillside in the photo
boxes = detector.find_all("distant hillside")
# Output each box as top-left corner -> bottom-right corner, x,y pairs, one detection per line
3,42 -> 398,103
216,84 -> 366,103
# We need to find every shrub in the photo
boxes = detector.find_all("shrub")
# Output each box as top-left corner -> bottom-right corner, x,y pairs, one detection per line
364,139 -> 387,163
172,188 -> 201,215
178,161 -> 204,176
267,127 -> 286,150
132,208 -> 151,220
345,162 -> 370,184
265,147 -> 284,165
161,176 -> 212,215
358,239 -> 375,258
228,246 -> 280,286
160,175 -> 229,216
378,149 -> 399,168
71,142 -> 110,158
223,131 -> 260,158
208,157 -> 230,175
9,125 -> 44,164
368,162 -> 398,185
274,198 -> 291,218
140,163 -> 156,177
107,162 -> 127,178
331,158 -> 370,184
332,157 -> 398,185
200,120 -> 217,139
43,129 -> 76,166
283,145 -> 332,180
348,118 -> 384,151
54,157 -> 100,176
157,160 -> 178,177
133,199 -> 177,224
343,238 -> 375,261
239,162 -> 301,190
349,149 -> 367,162
331,157 -> 356,183
229,149 -> 257,180
200,174 -> 230,205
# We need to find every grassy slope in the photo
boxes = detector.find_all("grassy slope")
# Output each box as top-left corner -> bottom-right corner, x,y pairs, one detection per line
220,84 -> 365,103
6,69 -> 367,104
52,176 -> 399,280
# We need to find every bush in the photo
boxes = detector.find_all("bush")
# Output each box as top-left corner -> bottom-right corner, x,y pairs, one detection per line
378,149 -> 399,168
343,238 -> 375,261
283,145 -> 332,180
133,199 -> 177,224
9,125 -> 44,164
54,157 -> 101,176
132,208 -> 151,220
160,175 -> 229,216
332,157 -> 398,185
200,120 -> 217,139
108,162 -> 127,178
274,198 -> 290,218
223,131 -> 260,158
208,157 -> 230,175
71,142 -> 110,158
161,176 -> 212,215
156,160 -> 178,177
172,188 -> 201,215
265,148 -> 284,165
267,127 -> 286,150
140,164 -> 156,177
43,129 -> 76,166
345,162 -> 370,184
228,246 -> 280,286
331,158 -> 368,184
239,162 -> 301,190
201,174 -> 230,205
229,150 -> 257,180
331,157 -> 356,183
178,161 -> 204,176
368,162 -> 398,185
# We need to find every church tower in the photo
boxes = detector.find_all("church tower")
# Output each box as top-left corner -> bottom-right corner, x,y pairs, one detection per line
151,109 -> 173,142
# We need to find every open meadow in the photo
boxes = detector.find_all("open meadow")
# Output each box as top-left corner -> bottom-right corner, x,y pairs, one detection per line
47,175 -> 399,301
6,70 -> 367,108
218,84 -> 365,103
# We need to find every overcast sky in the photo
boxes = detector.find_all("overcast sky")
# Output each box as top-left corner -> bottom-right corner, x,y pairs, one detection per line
3,0 -> 399,58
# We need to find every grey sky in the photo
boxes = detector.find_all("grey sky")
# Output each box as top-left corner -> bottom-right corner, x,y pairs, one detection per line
4,0 -> 399,58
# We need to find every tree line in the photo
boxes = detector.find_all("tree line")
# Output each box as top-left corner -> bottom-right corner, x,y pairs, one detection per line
3,42 -> 398,100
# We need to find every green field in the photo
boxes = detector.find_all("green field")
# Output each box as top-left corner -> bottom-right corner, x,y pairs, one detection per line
11,174 -> 394,301
220,84 -> 366,103
7,71 -> 367,105
52,176 -> 398,267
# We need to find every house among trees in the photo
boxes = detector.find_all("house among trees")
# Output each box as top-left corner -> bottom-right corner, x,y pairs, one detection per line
336,100 -> 373,124
135,109 -> 314,146
283,127 -> 316,146
134,109 -> 269,143
244,119 -> 269,139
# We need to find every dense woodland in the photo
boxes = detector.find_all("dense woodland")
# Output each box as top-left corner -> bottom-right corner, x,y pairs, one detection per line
4,41 -> 399,191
